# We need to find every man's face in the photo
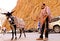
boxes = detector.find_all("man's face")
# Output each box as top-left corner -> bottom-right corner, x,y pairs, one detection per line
41,4 -> 45,9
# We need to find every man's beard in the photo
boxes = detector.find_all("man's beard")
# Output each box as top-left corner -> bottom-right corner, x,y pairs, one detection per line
41,7 -> 44,9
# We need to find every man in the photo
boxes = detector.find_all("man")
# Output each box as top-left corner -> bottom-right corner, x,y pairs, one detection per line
36,3 -> 52,40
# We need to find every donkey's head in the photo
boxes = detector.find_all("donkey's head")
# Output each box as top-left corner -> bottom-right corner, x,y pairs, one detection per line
1,11 -> 15,19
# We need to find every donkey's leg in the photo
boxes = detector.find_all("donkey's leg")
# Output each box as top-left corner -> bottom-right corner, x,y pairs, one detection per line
23,28 -> 26,37
10,26 -> 14,40
11,29 -> 14,40
14,25 -> 17,40
19,29 -> 22,38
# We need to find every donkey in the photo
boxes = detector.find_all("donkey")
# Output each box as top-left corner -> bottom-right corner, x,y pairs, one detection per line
1,11 -> 26,40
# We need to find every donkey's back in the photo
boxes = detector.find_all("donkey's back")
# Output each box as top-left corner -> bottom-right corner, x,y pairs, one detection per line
14,16 -> 25,29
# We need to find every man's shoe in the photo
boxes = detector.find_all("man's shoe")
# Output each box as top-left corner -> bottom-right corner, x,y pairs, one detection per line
44,38 -> 48,41
36,38 -> 43,40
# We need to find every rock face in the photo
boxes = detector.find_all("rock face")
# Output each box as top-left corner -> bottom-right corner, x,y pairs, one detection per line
3,0 -> 60,30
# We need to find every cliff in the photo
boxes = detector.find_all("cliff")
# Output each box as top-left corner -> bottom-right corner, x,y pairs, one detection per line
3,0 -> 60,30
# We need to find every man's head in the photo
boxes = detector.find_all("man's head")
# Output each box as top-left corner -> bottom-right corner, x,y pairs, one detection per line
41,3 -> 46,9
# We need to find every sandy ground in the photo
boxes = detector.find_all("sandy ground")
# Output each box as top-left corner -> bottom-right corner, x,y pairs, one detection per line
0,32 -> 60,41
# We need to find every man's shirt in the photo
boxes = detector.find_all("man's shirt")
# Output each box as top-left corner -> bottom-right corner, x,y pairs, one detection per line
39,6 -> 52,25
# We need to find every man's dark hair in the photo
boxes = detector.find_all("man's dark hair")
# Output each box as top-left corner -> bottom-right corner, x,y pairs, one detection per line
43,3 -> 45,6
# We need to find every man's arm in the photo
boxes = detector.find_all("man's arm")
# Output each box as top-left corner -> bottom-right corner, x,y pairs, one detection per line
46,6 -> 53,22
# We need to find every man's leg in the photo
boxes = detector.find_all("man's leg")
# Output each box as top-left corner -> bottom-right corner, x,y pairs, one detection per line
37,22 -> 45,40
40,23 -> 45,38
45,17 -> 49,39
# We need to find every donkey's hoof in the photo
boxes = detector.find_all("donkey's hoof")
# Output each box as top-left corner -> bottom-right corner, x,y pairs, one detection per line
11,37 -> 14,40
19,37 -> 21,39
15,37 -> 17,40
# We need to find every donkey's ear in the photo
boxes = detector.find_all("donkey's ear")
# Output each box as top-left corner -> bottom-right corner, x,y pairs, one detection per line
1,13 -> 7,15
11,10 -> 15,14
